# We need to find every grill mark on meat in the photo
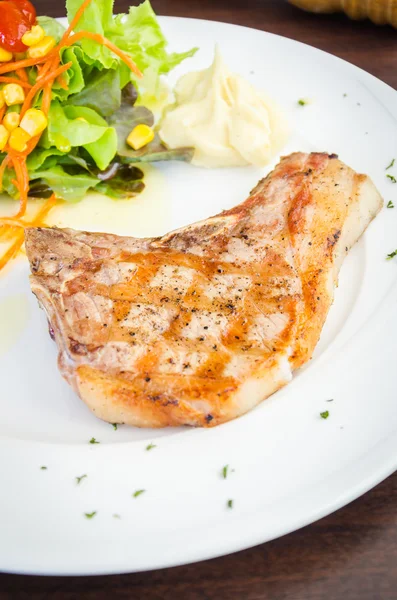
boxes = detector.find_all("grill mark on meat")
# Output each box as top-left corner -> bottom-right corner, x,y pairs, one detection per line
69,339 -> 103,356
24,152 -> 383,428
327,229 -> 341,248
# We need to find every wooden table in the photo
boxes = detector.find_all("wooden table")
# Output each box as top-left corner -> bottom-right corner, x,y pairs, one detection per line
1,1 -> 397,598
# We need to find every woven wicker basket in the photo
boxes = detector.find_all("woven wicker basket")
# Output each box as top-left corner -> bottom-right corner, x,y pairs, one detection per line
289,0 -> 397,27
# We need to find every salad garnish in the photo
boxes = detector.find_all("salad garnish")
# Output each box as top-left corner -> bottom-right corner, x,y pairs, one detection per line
0,191 -> 55,271
0,0 -> 196,272
0,0 -> 141,219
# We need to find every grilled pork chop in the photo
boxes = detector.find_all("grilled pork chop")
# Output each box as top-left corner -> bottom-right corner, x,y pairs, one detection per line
25,153 -> 382,427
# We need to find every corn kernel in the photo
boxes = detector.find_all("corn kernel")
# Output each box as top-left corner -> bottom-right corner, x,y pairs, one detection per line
0,47 -> 13,62
9,127 -> 31,152
27,36 -> 56,59
0,91 -> 5,110
3,112 -> 20,132
126,124 -> 154,150
20,108 -> 48,137
3,84 -> 25,106
21,25 -> 45,47
0,125 -> 9,151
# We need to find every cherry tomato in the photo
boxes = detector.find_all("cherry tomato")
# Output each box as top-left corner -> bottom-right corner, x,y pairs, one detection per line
11,0 -> 36,26
0,0 -> 36,53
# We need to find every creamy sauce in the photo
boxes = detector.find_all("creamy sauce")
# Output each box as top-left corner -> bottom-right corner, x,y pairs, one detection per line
46,165 -> 171,238
0,195 -> 49,220
159,47 -> 289,168
0,164 -> 169,280
0,294 -> 30,358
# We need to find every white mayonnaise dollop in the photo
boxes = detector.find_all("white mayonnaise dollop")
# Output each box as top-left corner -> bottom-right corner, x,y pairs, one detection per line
159,47 -> 289,168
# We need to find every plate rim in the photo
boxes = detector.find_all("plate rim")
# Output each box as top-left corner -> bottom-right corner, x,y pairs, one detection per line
1,14 -> 397,576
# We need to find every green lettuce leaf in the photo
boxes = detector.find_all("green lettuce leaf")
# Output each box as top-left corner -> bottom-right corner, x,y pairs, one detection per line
57,149 -> 96,173
0,3 -> 197,205
48,46 -> 86,102
96,164 -> 145,199
1,166 -> 18,198
66,68 -> 121,117
28,162 -> 145,201
107,101 -> 193,163
46,101 -> 117,170
27,148 -> 66,171
84,128 -> 117,170
120,136 -> 195,163
65,0 -> 198,101
114,2 -> 198,100
37,16 -> 66,43
65,0 -> 119,70
30,166 -> 100,202
108,104 -> 154,152
28,181 -> 54,198
63,105 -> 110,126
63,106 -> 118,169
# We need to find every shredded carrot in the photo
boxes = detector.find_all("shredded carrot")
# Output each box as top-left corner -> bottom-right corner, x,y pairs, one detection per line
0,230 -> 25,272
37,61 -> 53,80
5,85 -> 53,171
20,61 -> 72,118
24,136 -> 39,155
35,47 -> 60,70
0,55 -> 48,75
0,223 -> 17,242
0,0 -> 142,248
65,31 -> 142,77
0,61 -> 71,220
15,68 -> 29,83
0,194 -> 57,272
9,154 -> 29,218
0,76 -> 32,89
0,193 -> 56,228
0,106 -> 5,122
0,217 -> 25,227
0,155 -> 11,192
31,192 -> 57,218
61,0 -> 94,42
37,53 -> 60,82
41,84 -> 52,115
35,194 -> 57,221
56,75 -> 69,90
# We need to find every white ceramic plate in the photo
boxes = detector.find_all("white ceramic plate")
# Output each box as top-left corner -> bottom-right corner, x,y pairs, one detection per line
0,16 -> 397,576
